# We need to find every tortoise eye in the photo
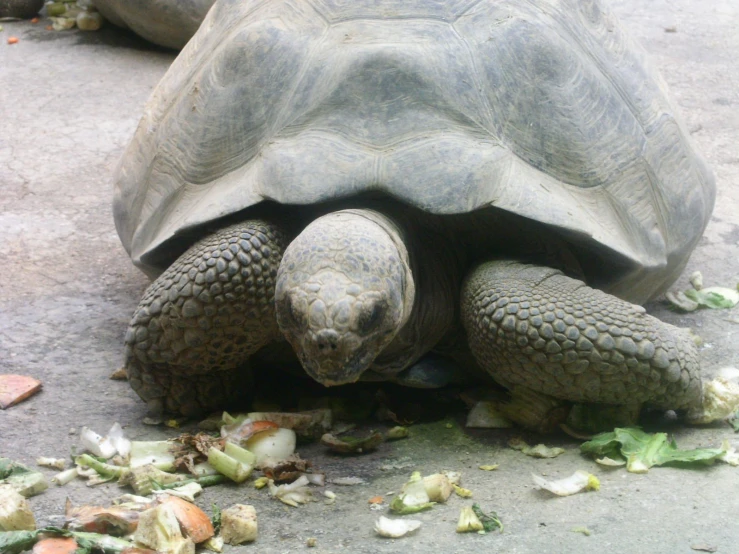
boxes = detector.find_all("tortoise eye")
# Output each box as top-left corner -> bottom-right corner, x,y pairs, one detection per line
358,301 -> 386,334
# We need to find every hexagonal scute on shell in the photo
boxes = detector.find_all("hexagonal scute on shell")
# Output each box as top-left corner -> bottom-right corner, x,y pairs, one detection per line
113,0 -> 714,304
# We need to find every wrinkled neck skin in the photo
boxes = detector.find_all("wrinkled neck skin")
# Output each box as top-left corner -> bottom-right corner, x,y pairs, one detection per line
275,208 -> 455,386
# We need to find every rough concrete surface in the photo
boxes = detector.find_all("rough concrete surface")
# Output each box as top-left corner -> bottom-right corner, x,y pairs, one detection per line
1,1 -> 738,553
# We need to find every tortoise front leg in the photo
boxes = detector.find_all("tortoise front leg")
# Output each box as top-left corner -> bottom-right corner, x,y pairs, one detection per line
461,261 -> 702,420
125,220 -> 291,416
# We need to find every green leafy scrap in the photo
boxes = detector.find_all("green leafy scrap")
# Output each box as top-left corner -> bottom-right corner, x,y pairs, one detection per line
684,287 -> 739,309
581,428 -> 725,473
211,503 -> 222,534
388,495 -> 435,515
472,503 -> 503,533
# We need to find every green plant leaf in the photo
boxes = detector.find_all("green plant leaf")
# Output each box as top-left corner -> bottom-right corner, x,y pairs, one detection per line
581,428 -> 725,473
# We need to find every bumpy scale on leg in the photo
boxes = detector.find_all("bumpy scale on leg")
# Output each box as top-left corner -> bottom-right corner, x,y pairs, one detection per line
125,220 -> 291,416
461,261 -> 702,410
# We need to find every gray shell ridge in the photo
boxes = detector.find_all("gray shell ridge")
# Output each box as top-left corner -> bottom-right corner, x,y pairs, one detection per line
113,0 -> 715,303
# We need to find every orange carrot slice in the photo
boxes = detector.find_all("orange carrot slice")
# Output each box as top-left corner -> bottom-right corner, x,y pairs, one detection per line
0,375 -> 42,409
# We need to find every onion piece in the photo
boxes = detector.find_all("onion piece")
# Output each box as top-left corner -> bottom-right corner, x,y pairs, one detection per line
245,428 -> 296,467
80,427 -> 117,459
374,516 -> 421,538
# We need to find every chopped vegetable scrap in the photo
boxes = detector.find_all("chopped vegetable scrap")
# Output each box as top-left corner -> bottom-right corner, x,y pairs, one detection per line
386,426 -> 410,440
685,378 -> 739,425
389,472 -> 435,515
666,272 -> 739,311
509,438 -> 565,458
456,506 -> 483,533
465,401 -> 514,429
268,475 -> 314,507
320,431 -> 384,454
532,471 -> 600,496
0,485 -> 36,531
0,458 -> 49,498
0,375 -> 42,409
580,427 -> 729,473
220,505 -> 257,545
471,504 -> 503,533
374,516 -> 422,538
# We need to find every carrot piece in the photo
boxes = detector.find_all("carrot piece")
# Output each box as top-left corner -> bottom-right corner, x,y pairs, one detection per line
0,374 -> 42,408
7,36 -> 19,45
32,537 -> 78,554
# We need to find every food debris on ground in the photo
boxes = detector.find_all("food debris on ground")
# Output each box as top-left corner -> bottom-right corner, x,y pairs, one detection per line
478,464 -> 499,471
323,490 -> 336,504
389,472 -> 436,515
386,426 -> 409,440
206,443 -> 254,484
75,454 -> 130,486
0,458 -> 49,498
320,431 -> 384,454
471,504 -> 503,533
7,36 -> 19,44
123,465 -> 188,496
130,440 -> 177,471
153,482 -> 203,503
243,428 -> 296,466
580,427 -> 729,473
36,458 -> 65,471
306,537 -> 317,547
80,427 -> 118,460
201,535 -> 224,553
220,505 -> 257,545
532,471 -> 600,496
51,468 -> 79,487
0,528 -> 132,554
686,378 -> 739,424
234,410 -> 333,439
465,401 -> 514,428
368,495 -> 383,505
571,526 -> 592,536
668,278 -> 739,311
422,473 -> 453,502
509,438 -> 565,458
453,484 -> 473,498
159,496 -> 214,544
374,516 -> 422,538
268,475 -> 314,507
718,440 -> 739,466
456,506 -> 483,533
31,536 -> 78,554
0,485 -> 36,531
0,375 -> 42,409
133,502 -> 195,554
64,499 -> 142,536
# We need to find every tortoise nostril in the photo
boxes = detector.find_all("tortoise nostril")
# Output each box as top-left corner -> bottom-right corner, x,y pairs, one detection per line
315,329 -> 340,352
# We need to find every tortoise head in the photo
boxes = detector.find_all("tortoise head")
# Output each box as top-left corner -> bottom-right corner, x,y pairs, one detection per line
275,210 -> 414,386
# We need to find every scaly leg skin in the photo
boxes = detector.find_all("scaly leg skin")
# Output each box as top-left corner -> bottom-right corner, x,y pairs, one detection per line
461,261 -> 703,428
125,220 -> 291,417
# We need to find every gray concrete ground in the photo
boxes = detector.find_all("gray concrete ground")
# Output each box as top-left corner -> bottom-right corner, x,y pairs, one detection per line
1,1 -> 738,552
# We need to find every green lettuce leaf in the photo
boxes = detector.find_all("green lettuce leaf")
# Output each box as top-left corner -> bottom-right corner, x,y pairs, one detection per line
580,428 -> 725,473
683,287 -> 739,309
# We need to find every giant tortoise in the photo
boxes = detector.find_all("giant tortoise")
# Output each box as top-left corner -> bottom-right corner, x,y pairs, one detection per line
113,0 -> 716,427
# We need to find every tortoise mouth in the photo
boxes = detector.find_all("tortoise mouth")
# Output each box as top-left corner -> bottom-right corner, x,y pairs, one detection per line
301,346 -> 377,387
